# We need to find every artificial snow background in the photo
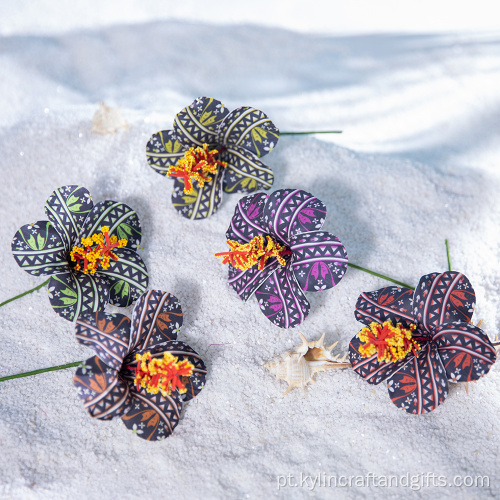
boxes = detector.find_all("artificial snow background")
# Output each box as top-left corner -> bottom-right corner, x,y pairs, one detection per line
1,2 -> 500,499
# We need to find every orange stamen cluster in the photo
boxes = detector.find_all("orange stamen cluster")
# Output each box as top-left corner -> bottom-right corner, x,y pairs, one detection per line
70,227 -> 127,274
358,321 -> 420,363
215,235 -> 292,271
167,143 -> 227,194
134,352 -> 194,397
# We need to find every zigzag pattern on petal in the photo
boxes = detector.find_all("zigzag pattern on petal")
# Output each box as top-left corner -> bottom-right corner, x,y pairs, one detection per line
217,106 -> 279,158
75,312 -> 131,371
225,192 -> 268,243
122,389 -> 183,441
263,189 -> 327,245
146,129 -> 186,175
73,356 -> 132,420
290,231 -> 348,292
45,185 -> 93,251
228,259 -> 281,301
255,265 -> 310,328
129,290 -> 183,354
79,200 -> 142,249
432,322 -> 497,382
171,169 -> 224,220
355,286 -> 415,329
11,220 -> 69,276
221,145 -> 274,193
174,97 -> 229,147
99,247 -> 149,307
388,343 -> 448,414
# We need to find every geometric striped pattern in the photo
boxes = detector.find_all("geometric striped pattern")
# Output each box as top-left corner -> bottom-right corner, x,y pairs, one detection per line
11,185 -> 148,321
221,189 -> 347,328
414,271 -> 475,330
388,343 -> 449,415
290,231 -> 348,292
11,220 -> 69,276
146,96 -> 279,220
349,272 -> 496,414
73,290 -> 206,440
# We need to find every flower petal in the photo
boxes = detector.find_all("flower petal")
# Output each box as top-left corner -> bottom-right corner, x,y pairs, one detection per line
221,145 -> 273,194
289,231 -> 348,292
225,192 -> 268,244
73,356 -> 131,420
11,220 -> 69,276
45,185 -> 94,251
146,129 -> 186,176
262,189 -> 327,246
388,343 -> 448,414
349,332 -> 411,385
128,290 -> 184,354
432,322 -> 496,382
78,200 -> 142,249
98,248 -> 149,307
228,259 -> 281,302
75,312 -> 132,370
48,272 -> 109,322
255,265 -> 310,328
413,272 -> 476,332
217,106 -> 279,158
171,168 -> 223,220
355,286 -> 415,328
121,387 -> 183,441
173,96 -> 229,147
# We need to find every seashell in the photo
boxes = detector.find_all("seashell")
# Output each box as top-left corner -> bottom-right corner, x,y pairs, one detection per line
265,332 -> 350,395
91,102 -> 129,134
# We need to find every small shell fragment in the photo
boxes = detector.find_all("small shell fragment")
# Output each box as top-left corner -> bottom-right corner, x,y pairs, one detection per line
91,102 -> 129,134
265,333 -> 350,395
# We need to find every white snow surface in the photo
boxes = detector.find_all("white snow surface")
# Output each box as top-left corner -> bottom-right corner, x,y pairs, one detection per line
1,6 -> 500,500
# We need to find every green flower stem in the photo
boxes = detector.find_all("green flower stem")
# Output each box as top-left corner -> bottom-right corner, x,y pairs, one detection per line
281,130 -> 342,135
348,263 -> 415,290
445,239 -> 452,271
0,278 -> 50,308
0,361 -> 82,383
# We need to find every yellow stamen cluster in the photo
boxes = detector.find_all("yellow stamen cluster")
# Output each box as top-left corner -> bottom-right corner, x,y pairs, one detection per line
134,351 -> 195,397
358,321 -> 419,363
167,143 -> 227,194
215,235 -> 291,271
70,226 -> 127,274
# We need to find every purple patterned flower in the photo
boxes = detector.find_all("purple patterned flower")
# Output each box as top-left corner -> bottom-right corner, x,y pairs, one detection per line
349,271 -> 497,414
73,290 -> 206,441
216,188 -> 349,328
146,96 -> 279,220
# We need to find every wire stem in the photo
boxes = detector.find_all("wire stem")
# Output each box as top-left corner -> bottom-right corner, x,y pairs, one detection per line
348,263 -> 414,290
0,278 -> 50,308
445,239 -> 452,271
281,130 -> 342,135
0,361 -> 82,383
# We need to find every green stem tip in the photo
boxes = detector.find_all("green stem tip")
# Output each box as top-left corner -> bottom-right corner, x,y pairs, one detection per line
348,263 -> 415,290
0,278 -> 50,308
445,239 -> 452,272
0,361 -> 82,383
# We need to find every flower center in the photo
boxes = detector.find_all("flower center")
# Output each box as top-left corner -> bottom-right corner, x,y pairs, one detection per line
358,321 -> 420,363
70,227 -> 127,275
134,351 -> 194,397
215,234 -> 292,271
167,143 -> 227,195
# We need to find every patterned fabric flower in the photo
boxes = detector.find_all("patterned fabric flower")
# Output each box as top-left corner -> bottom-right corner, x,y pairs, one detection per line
215,189 -> 349,328
146,96 -> 279,220
349,271 -> 497,414
11,185 -> 148,321
73,290 -> 206,441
